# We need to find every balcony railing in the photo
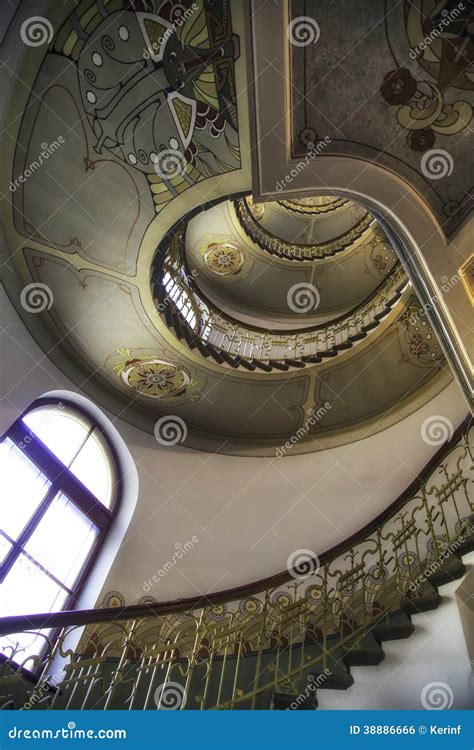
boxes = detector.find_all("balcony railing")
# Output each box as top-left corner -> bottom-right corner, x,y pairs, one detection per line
1,419 -> 472,710
234,197 -> 374,261
152,231 -> 409,372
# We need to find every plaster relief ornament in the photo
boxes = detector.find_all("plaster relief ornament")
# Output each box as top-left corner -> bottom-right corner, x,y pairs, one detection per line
112,349 -> 199,402
71,2 -> 240,211
204,242 -> 245,275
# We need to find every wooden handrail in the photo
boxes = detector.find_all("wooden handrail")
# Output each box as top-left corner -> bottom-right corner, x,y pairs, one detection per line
0,416 -> 470,636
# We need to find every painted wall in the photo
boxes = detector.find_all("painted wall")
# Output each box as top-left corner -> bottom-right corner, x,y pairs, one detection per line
0,286 -> 469,607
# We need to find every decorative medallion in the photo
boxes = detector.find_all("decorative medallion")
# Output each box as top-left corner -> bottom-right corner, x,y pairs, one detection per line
399,303 -> 442,366
239,597 -> 262,617
103,591 -> 125,608
207,603 -> 228,622
305,585 -> 324,605
204,242 -> 245,276
271,591 -> 292,608
112,349 -> 199,402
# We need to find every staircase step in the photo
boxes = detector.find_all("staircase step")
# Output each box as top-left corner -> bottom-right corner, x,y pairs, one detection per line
401,587 -> 442,615
342,632 -> 385,667
372,612 -> 414,641
272,691 -> 318,710
428,555 -> 466,587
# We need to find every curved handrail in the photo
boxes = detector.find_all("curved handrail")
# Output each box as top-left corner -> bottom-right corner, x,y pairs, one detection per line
0,417 -> 470,635
234,196 -> 374,261
152,230 -> 409,371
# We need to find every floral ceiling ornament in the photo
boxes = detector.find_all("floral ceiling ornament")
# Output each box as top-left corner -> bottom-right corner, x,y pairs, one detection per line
112,349 -> 200,402
203,242 -> 245,276
380,0 -> 473,154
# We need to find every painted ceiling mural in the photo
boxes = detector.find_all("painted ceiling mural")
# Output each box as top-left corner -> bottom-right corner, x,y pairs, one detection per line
290,0 -> 473,233
0,1 -> 453,455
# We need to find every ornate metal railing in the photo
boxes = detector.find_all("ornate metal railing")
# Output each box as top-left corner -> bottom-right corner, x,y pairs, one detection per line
1,420 -> 472,710
234,196 -> 374,261
152,231 -> 409,372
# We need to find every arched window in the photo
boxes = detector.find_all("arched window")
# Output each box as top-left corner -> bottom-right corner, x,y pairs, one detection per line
0,398 -> 121,662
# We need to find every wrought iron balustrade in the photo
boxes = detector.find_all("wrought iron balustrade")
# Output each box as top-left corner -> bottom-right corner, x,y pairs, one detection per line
152,233 -> 409,372
1,420 -> 472,710
234,197 -> 374,261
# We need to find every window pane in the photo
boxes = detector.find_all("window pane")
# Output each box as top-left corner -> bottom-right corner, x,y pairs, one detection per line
69,432 -> 114,507
0,438 -> 51,540
0,533 -> 12,564
24,493 -> 99,589
0,554 -> 69,668
0,553 -> 69,618
22,406 -> 89,466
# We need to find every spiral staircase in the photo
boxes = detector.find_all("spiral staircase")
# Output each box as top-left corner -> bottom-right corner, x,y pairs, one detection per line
0,420 -> 472,710
151,194 -> 410,373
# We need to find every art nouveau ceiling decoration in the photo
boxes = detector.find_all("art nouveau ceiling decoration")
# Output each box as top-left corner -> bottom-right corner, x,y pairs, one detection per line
0,0 -> 454,455
247,1 -> 473,402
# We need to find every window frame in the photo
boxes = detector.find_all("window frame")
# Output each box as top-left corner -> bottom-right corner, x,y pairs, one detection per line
0,397 -> 123,614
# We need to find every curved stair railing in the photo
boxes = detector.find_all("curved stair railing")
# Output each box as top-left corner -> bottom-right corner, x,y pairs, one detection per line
151,231 -> 408,373
0,419 -> 472,710
234,197 -> 374,261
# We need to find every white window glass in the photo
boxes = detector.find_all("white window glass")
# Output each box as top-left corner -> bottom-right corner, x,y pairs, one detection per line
69,433 -> 114,508
24,493 -> 99,589
0,533 -> 12,564
0,439 -> 51,540
22,406 -> 89,466
0,553 -> 69,618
